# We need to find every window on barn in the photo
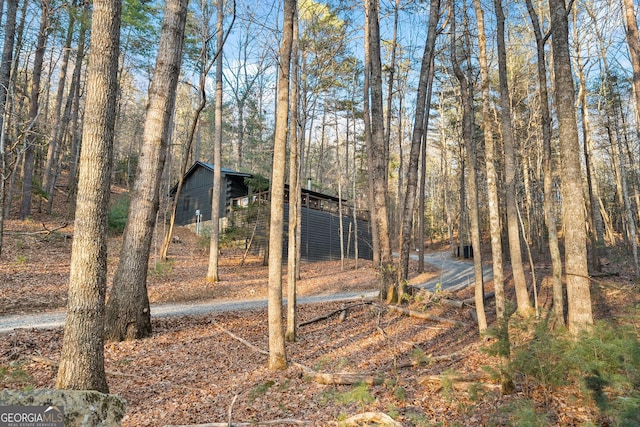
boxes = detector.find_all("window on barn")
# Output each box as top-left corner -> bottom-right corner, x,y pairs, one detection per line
183,196 -> 190,212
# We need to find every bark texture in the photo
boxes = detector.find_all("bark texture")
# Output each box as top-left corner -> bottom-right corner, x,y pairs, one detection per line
267,0 -> 296,370
548,0 -> 593,333
56,0 -> 122,392
207,0 -> 225,283
494,0 -> 531,315
104,0 -> 188,341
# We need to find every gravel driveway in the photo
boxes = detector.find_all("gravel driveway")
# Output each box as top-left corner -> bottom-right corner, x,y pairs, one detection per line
0,251 -> 492,333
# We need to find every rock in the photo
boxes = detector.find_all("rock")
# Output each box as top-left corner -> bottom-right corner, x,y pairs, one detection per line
0,389 -> 126,427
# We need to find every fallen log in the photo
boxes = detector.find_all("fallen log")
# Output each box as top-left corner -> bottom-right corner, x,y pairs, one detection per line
396,351 -> 464,369
299,301 -> 373,327
440,291 -> 496,308
306,371 -> 385,386
342,412 -> 402,427
387,305 -> 468,326
420,372 -> 501,392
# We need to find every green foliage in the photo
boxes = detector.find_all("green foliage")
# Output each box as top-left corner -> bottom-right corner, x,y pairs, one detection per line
499,399 -> 551,427
0,363 -> 34,389
248,380 -> 275,402
108,195 -> 130,235
411,347 -> 430,366
14,254 -> 28,265
150,259 -> 175,279
336,382 -> 375,408
507,320 -> 640,425
244,175 -> 270,192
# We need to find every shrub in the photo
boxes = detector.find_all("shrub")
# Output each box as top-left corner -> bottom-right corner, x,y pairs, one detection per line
508,320 -> 640,425
108,195 -> 130,234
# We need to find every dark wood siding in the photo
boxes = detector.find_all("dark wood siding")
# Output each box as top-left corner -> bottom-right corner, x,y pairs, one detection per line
175,168 -> 251,226
292,205 -> 373,262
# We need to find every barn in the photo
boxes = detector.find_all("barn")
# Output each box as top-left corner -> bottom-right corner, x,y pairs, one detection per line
170,161 -> 373,262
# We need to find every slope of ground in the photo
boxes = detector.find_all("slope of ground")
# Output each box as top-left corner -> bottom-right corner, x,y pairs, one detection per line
1,194 -> 639,426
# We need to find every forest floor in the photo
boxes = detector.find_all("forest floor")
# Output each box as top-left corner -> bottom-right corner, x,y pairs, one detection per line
1,190 -> 640,426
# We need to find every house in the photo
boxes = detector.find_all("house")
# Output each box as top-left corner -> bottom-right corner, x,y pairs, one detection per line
170,161 -> 373,262
170,161 -> 252,226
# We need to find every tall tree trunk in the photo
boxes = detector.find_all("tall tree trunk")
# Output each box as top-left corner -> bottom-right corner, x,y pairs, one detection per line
56,0 -> 121,392
494,0 -> 531,316
267,0 -> 296,370
548,0 -> 593,333
525,0 -> 564,325
0,0 -> 18,257
20,0 -> 49,219
366,0 -> 394,301
286,7 -> 300,342
450,0 -> 486,332
160,2 -> 235,260
67,6 -> 88,204
473,0 -> 513,393
399,0 -> 440,282
104,0 -> 188,341
418,61 -> 434,273
622,0 -> 640,128
362,2 -> 380,267
43,2 -> 76,211
207,0 -> 225,283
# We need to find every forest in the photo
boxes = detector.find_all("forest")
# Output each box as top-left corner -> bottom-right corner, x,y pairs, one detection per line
1,0 -> 640,425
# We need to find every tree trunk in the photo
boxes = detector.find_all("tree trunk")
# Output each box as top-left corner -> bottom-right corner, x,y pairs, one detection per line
399,0 -> 440,282
0,0 -> 18,258
207,0 -> 225,283
548,0 -> 593,333
622,0 -> 640,128
20,0 -> 49,219
366,0 -> 394,301
451,0 -> 486,332
473,0 -> 513,393
525,0 -> 564,325
267,0 -> 296,370
286,7 -> 300,342
56,0 -> 121,392
494,0 -> 531,316
43,2 -> 76,212
104,0 -> 188,342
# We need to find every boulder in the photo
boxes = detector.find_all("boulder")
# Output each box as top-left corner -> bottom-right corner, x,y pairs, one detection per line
0,389 -> 126,427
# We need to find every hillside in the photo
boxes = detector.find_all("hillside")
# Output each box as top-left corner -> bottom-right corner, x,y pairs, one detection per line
1,193 -> 639,426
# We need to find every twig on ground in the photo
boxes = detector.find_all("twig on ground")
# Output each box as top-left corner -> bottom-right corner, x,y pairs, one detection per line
298,301 -> 373,327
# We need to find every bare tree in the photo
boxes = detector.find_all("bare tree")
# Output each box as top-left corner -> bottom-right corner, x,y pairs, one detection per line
622,0 -> 640,128
473,0 -> 513,393
450,0 -> 486,331
0,0 -> 18,257
267,0 -> 296,370
104,0 -> 189,341
398,0 -> 440,284
286,6 -> 301,343
494,0 -> 531,316
206,0 -> 226,283
20,0 -> 50,219
525,0 -> 564,325
56,0 -> 122,391
365,0 -> 394,301
548,0 -> 593,333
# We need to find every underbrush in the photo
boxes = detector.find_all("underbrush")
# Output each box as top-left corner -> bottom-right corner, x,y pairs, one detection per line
484,314 -> 640,426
